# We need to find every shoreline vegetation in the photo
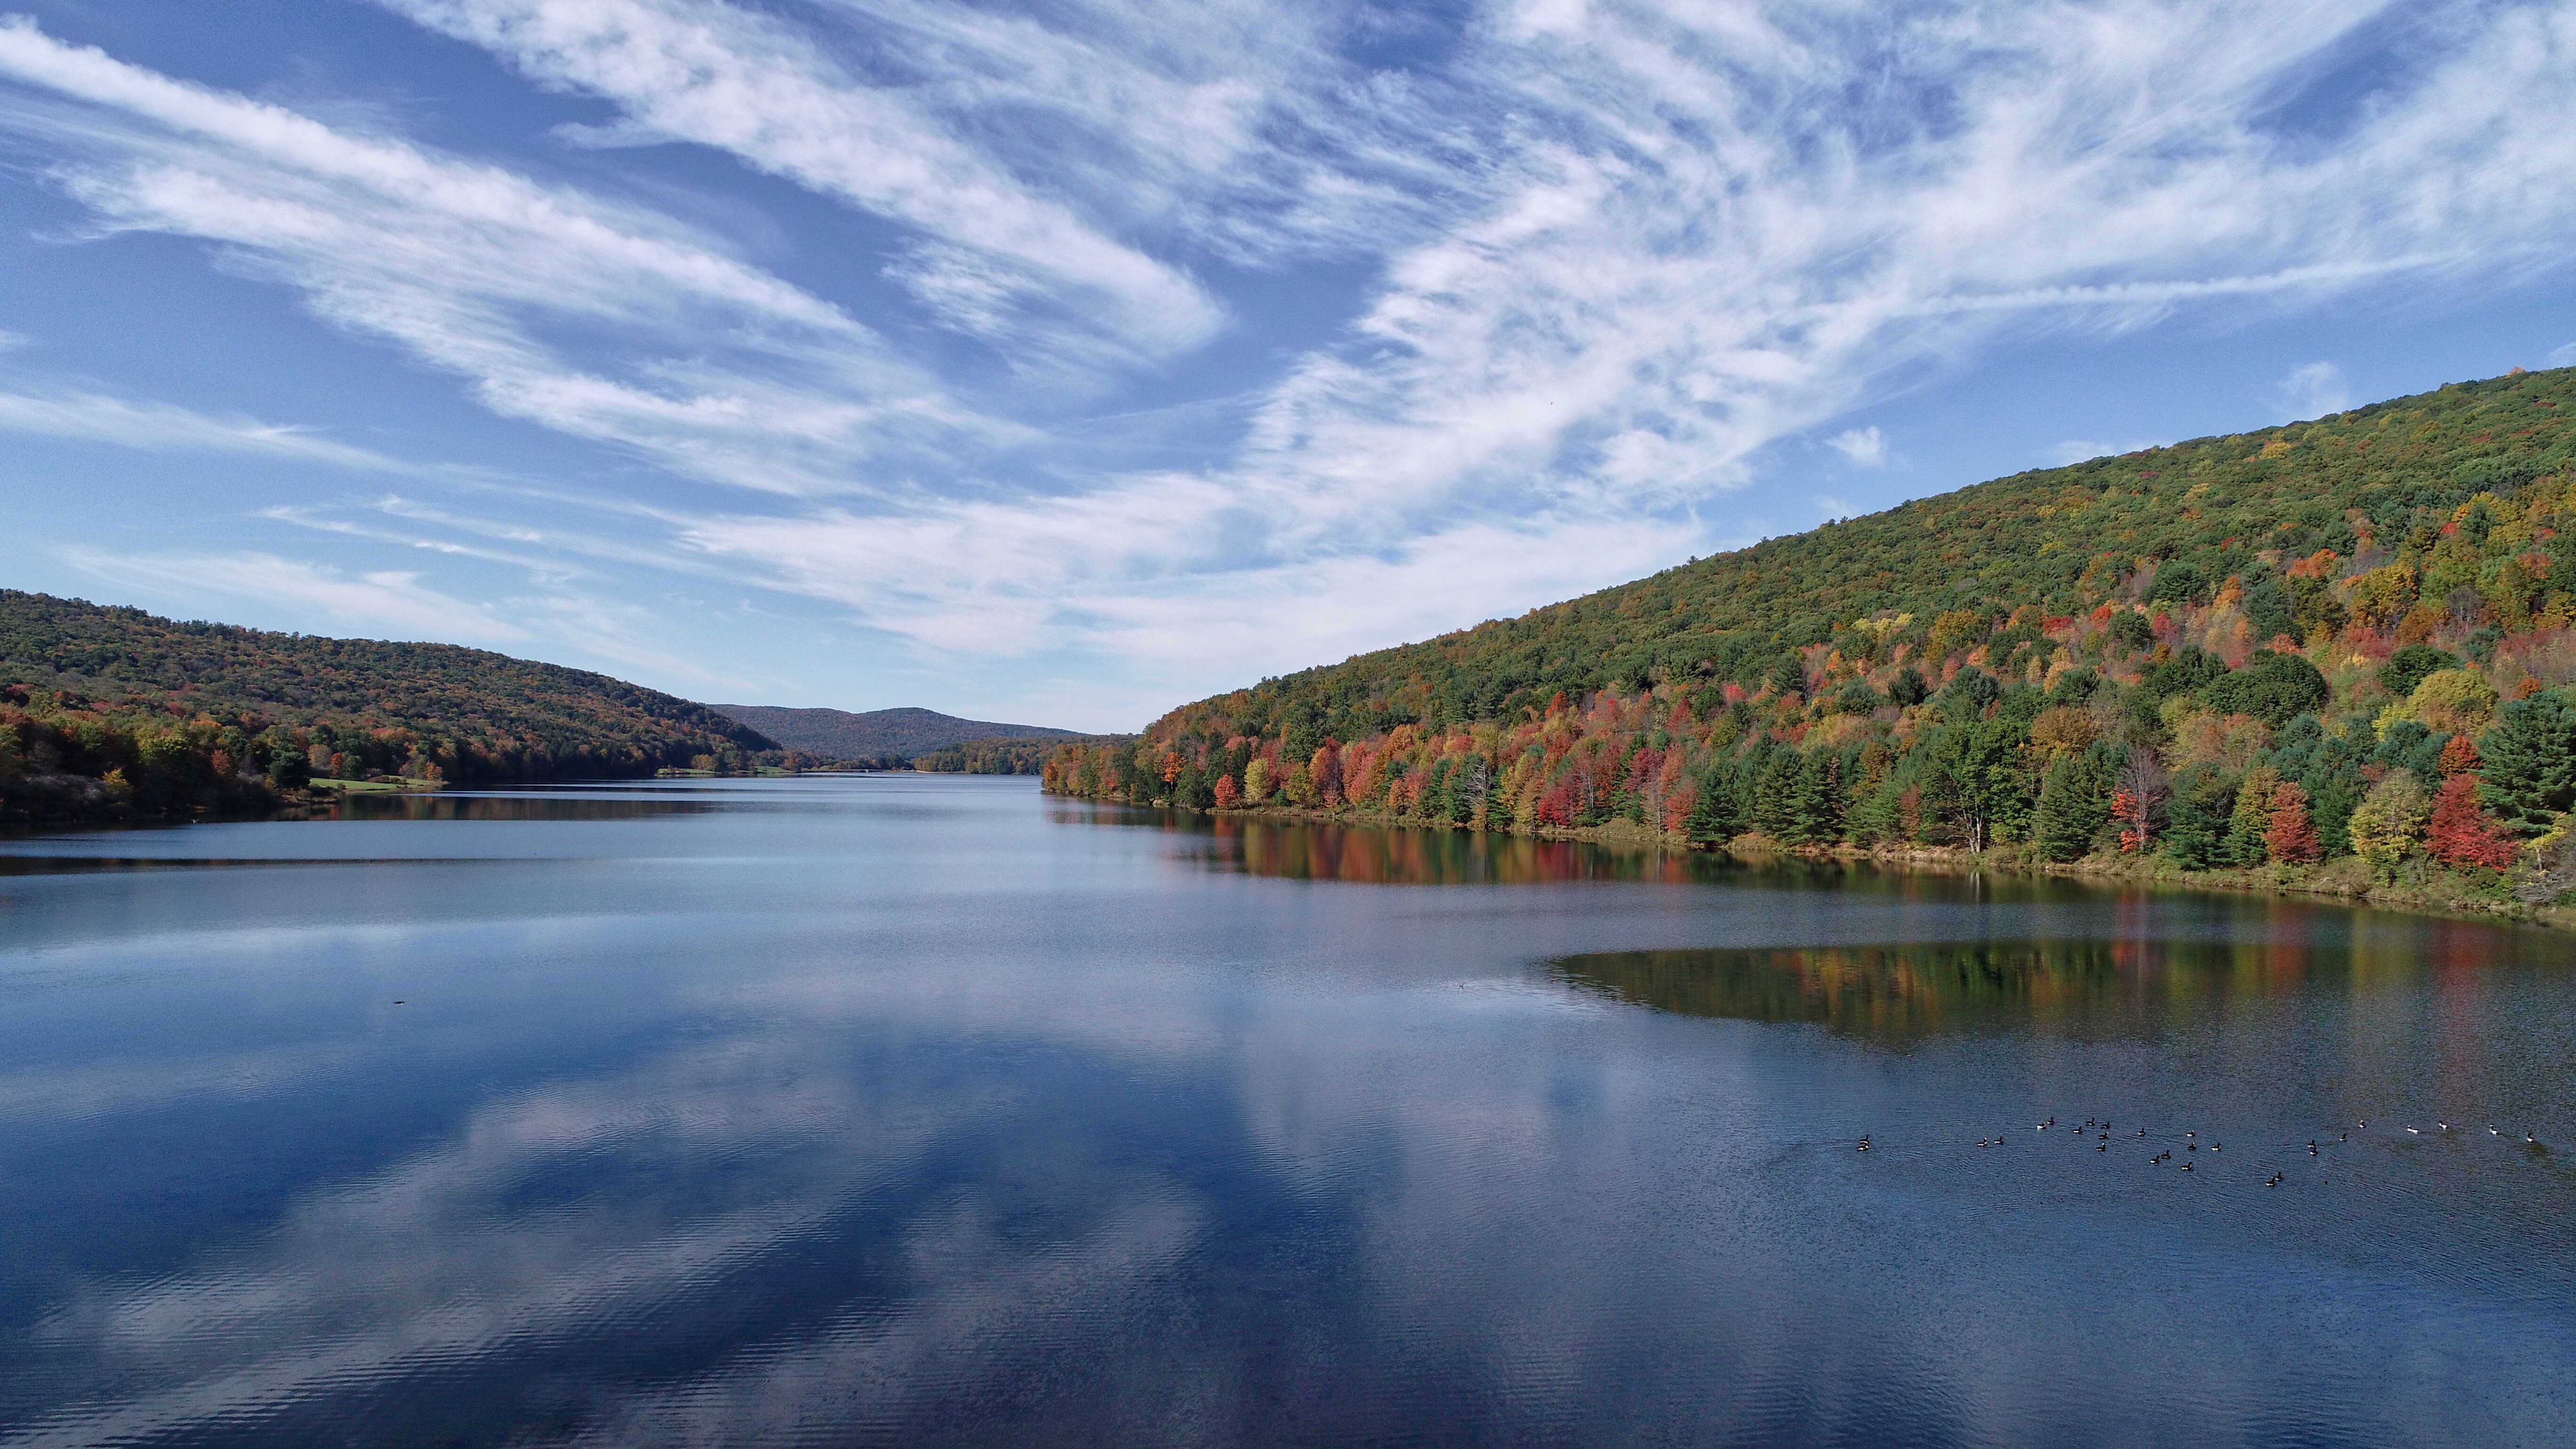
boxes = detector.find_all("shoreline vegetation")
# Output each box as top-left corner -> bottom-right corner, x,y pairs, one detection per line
1047,367 -> 2576,932
1154,795 -> 2576,928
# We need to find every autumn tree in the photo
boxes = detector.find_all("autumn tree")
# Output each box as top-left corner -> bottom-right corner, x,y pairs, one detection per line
2265,781 -> 2323,863
2426,773 -> 2517,869
2347,770 -> 2431,878
2113,749 -> 2167,853
2223,764 -> 2282,865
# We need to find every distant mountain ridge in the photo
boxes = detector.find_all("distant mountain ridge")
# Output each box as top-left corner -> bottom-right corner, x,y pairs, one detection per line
710,704 -> 1079,760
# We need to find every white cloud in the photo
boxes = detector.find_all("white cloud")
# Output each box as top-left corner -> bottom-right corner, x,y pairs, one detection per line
423,0 -> 2576,712
9,3 -> 2576,721
0,387 -> 413,470
2278,361 -> 2351,419
54,546 -> 535,646
2044,440 -> 2162,467
1826,427 -> 1887,468
2548,341 -> 2576,368
0,15 -> 980,495
376,0 -> 1237,364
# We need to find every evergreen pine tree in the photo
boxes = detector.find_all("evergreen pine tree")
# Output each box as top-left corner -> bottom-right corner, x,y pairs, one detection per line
1752,749 -> 1802,840
2479,688 -> 2576,835
2034,746 -> 2114,861
1848,778 -> 1903,844
1683,762 -> 1740,843
1789,751 -> 1843,845
2162,765 -> 2233,869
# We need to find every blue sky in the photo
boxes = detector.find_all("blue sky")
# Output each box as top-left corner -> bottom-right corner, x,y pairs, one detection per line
2,1 -> 2574,731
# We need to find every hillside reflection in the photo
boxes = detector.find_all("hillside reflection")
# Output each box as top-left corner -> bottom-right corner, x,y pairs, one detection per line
1113,810 -> 1741,885
1556,917 -> 2513,1048
327,790 -> 731,822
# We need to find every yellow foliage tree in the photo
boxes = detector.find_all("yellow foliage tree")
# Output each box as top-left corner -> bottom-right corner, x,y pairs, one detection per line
2409,668 -> 2500,736
2028,706 -> 2097,756
2347,770 -> 2431,879
2344,563 -> 2418,630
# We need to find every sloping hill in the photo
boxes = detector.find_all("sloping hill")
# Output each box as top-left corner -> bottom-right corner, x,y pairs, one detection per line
710,704 -> 1077,760
1,590 -> 777,819
1047,366 -> 2576,891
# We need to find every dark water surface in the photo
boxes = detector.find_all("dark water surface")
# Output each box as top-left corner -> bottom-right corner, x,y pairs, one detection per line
1,775 -> 2570,1447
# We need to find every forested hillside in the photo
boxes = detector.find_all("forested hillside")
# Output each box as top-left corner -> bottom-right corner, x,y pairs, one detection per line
1,591 -> 777,820
914,733 -> 1130,775
710,704 -> 1077,760
1048,366 -> 2576,898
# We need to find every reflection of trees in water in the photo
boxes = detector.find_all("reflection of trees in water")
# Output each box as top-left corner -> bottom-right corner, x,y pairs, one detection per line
1554,934 -> 2408,1048
1208,815 -> 1720,886
330,793 -> 728,822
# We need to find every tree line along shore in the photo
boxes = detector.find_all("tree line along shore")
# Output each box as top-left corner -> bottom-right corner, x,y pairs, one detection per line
1046,367 -> 2576,919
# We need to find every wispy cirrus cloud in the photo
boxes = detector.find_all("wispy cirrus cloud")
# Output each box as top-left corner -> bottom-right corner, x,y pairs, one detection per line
5,2 -> 2576,723
0,14 -> 983,495
0,386 -> 415,470
378,0 -> 1241,366
55,546 -> 534,645
655,0 -> 2576,694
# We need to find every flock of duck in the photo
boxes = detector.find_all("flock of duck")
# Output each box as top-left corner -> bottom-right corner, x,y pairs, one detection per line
1852,1114 -> 2551,1183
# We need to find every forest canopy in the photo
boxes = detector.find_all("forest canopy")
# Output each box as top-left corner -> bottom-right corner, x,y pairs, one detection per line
1047,366 -> 2576,896
1,591 -> 777,820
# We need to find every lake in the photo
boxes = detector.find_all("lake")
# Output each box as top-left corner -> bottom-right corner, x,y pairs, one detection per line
1,774 -> 2570,1447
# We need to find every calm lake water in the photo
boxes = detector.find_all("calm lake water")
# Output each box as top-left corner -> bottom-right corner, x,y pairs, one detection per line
1,774 -> 2570,1447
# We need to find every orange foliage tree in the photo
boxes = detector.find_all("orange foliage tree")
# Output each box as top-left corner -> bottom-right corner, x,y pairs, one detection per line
2264,782 -> 2323,863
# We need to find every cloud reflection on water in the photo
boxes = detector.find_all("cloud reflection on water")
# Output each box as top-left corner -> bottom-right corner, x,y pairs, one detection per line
1,780 -> 2571,1445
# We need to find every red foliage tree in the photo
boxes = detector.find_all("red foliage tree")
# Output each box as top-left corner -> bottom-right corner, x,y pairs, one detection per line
2437,734 -> 2481,777
1310,741 -> 1343,803
2426,773 -> 2518,869
1535,778 -> 1579,828
1211,773 -> 1241,809
2114,750 -> 2166,853
2113,788 -> 2148,853
2265,782 -> 2323,863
